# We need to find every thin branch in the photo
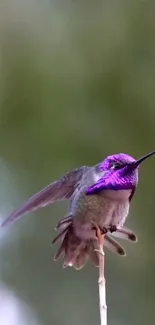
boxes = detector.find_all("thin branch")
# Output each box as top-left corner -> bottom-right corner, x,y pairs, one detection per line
95,238 -> 107,325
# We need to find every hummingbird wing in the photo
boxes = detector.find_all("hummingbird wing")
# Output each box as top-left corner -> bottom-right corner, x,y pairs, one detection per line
1,166 -> 90,227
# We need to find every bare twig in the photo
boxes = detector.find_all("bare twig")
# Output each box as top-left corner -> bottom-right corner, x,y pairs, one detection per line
95,237 -> 107,325
91,221 -> 107,325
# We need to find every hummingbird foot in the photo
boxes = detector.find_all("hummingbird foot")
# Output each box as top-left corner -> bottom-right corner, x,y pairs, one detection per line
100,225 -> 117,234
109,225 -> 117,233
100,227 -> 109,235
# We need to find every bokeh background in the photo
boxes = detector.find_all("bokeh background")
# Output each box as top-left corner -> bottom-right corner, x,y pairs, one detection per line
0,1 -> 155,324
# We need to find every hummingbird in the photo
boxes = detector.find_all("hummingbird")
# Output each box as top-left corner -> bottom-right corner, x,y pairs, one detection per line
1,151 -> 155,270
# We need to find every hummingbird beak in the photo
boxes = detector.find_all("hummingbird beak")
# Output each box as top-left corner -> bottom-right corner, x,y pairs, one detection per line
128,151 -> 155,170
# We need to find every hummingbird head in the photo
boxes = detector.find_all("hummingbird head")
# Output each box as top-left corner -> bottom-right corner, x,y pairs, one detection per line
98,151 -> 155,191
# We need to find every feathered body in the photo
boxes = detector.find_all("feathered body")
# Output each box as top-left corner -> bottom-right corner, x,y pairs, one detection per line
1,151 -> 155,270
70,166 -> 131,239
53,160 -> 135,269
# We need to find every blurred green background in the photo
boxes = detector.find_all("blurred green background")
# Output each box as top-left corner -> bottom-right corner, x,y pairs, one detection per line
0,0 -> 155,324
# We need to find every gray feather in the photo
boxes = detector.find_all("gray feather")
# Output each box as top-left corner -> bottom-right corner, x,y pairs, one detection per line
104,235 -> 126,256
111,227 -> 137,242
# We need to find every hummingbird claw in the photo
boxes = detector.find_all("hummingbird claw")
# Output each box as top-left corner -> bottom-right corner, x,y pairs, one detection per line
109,225 -> 117,233
101,227 -> 108,234
100,225 -> 117,234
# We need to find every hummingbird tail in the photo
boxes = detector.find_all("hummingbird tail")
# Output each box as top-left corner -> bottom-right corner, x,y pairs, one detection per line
53,218 -> 100,269
52,217 -> 127,270
55,214 -> 73,230
52,221 -> 89,269
73,234 -> 127,269
111,227 -> 138,242
104,235 -> 126,255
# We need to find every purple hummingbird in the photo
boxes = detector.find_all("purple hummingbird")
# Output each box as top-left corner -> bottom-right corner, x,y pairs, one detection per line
1,151 -> 155,270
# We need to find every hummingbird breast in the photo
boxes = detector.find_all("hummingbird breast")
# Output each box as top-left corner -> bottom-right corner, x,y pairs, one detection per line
70,188 -> 130,240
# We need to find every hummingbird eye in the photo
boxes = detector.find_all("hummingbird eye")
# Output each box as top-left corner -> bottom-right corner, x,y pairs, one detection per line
111,162 -> 123,170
